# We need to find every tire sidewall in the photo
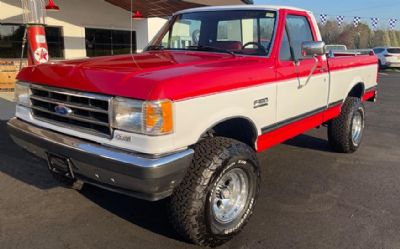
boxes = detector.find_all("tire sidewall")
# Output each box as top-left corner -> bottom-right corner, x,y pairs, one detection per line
168,138 -> 261,247
348,100 -> 365,150
204,147 -> 260,238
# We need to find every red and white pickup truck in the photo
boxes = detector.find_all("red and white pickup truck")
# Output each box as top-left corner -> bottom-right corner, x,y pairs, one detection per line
8,5 -> 378,247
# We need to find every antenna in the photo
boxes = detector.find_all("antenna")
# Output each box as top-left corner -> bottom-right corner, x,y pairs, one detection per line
130,0 -> 133,54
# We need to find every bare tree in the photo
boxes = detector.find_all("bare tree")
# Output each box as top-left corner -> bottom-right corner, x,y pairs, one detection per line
319,20 -> 400,48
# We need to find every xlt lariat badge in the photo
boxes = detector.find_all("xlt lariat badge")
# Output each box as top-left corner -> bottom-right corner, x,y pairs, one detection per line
115,134 -> 132,142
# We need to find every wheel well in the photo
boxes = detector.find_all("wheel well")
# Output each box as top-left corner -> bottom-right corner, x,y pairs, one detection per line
205,118 -> 258,149
348,83 -> 365,99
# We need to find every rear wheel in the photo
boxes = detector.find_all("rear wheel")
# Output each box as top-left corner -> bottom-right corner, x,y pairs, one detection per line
168,137 -> 260,247
328,97 -> 365,153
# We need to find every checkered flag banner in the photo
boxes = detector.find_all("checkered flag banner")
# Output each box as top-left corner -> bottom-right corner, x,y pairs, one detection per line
371,17 -> 379,30
389,18 -> 398,30
320,14 -> 328,25
353,17 -> 361,28
336,15 -> 345,27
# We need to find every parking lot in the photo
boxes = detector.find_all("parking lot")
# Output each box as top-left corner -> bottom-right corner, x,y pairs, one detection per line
0,71 -> 399,249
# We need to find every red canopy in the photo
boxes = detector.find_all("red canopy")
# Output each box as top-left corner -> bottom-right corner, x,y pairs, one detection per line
105,0 -> 252,17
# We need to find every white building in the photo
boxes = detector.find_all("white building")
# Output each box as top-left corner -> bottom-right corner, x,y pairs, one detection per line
0,0 -> 252,60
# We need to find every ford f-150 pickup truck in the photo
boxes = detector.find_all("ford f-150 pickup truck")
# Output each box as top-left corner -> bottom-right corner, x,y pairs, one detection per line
8,5 -> 378,247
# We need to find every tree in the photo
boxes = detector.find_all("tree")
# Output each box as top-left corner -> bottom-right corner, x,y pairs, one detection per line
337,25 -> 357,49
319,21 -> 341,45
357,23 -> 372,48
383,30 -> 391,46
319,20 -> 400,48
388,30 -> 399,47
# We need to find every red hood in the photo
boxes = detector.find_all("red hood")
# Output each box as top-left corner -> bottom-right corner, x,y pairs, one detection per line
17,51 -> 275,100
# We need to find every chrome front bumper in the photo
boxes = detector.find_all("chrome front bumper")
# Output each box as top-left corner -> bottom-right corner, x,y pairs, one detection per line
7,118 -> 194,201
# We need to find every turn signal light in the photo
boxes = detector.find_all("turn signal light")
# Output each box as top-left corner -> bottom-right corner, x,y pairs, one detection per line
144,100 -> 173,135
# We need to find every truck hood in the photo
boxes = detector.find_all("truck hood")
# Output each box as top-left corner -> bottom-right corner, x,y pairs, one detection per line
17,51 -> 274,100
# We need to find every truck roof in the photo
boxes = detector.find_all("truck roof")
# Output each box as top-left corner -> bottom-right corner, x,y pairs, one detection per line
176,5 -> 310,15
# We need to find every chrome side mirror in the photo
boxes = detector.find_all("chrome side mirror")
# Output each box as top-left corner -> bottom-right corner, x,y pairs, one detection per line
301,41 -> 326,57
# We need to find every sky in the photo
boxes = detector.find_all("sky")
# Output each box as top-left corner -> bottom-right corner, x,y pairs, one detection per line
253,0 -> 400,22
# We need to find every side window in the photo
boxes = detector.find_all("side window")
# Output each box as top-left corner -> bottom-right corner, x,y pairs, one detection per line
285,15 -> 314,60
170,19 -> 201,48
259,18 -> 275,50
217,17 -> 275,48
217,20 -> 241,41
279,27 -> 292,61
161,31 -> 170,47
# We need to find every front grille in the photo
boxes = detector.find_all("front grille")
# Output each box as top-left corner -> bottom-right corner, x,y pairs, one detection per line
29,85 -> 112,138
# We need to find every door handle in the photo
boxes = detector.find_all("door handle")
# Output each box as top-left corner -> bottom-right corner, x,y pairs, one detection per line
299,57 -> 319,89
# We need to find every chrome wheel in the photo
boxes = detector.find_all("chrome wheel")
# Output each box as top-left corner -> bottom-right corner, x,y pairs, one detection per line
351,110 -> 363,146
211,168 -> 249,224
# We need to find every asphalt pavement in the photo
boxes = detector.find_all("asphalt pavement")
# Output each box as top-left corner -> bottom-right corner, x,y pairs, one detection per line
0,71 -> 399,249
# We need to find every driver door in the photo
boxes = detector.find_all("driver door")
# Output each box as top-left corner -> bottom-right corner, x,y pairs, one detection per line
276,14 -> 329,122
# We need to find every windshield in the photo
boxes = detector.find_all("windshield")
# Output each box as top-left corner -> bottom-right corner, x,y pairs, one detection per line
148,10 -> 277,56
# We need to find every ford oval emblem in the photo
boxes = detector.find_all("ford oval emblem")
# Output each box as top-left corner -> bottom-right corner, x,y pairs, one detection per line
54,105 -> 73,116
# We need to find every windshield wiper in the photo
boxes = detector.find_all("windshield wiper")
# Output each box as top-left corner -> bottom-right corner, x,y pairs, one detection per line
146,45 -> 165,51
186,45 -> 236,56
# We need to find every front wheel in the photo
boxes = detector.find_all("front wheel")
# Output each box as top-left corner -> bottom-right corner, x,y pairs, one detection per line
328,97 -> 365,153
168,137 -> 260,247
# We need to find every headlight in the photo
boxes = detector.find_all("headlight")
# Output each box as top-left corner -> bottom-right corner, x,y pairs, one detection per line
112,97 -> 173,136
15,82 -> 31,107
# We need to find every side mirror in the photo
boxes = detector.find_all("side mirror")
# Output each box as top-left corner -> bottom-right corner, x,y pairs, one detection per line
301,41 -> 326,57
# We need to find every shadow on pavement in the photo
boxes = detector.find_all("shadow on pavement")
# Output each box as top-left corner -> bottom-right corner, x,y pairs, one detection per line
0,119 -> 62,189
380,68 -> 400,73
80,185 -> 182,242
284,133 -> 333,153
0,120 -> 183,244
0,96 -> 334,245
0,97 -> 182,242
0,97 -> 62,189
0,94 -> 16,120
73,131 -> 335,244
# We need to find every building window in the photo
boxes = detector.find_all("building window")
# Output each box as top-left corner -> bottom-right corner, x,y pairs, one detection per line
46,26 -> 64,58
0,24 -> 25,58
0,24 -> 64,59
85,28 -> 136,57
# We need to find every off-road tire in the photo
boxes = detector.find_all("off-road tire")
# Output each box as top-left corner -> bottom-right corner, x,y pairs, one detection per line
328,97 -> 365,153
168,137 -> 260,247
